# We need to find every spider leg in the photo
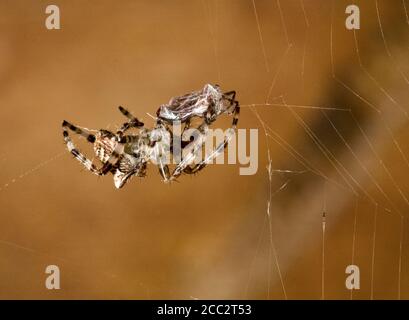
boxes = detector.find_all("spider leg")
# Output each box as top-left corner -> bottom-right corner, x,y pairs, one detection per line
62,120 -> 112,176
117,106 -> 144,137
118,106 -> 144,126
168,123 -> 209,181
182,128 -> 234,175
223,90 -> 236,102
222,91 -> 239,115
205,101 -> 218,124
205,89 -> 237,124
158,161 -> 171,182
183,98 -> 240,175
62,120 -> 96,143
231,100 -> 240,127
118,135 -> 139,144
179,119 -> 193,148
153,135 -> 172,182
118,121 -> 142,133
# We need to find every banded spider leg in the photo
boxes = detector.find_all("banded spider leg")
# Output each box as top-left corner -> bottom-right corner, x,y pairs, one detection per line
62,106 -> 144,176
181,91 -> 240,176
62,120 -> 113,175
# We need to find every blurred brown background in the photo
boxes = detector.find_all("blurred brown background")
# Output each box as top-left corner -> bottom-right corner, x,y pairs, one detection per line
0,0 -> 409,299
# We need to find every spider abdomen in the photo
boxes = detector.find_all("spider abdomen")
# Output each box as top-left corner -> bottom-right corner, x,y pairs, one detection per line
94,136 -> 118,163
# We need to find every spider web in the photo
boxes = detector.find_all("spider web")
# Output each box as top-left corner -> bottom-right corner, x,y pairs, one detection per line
239,0 -> 409,299
0,0 -> 408,299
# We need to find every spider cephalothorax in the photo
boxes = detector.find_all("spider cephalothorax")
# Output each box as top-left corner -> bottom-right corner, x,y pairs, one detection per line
62,84 -> 239,188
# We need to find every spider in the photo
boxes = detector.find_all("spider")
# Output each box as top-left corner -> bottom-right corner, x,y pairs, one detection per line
62,84 -> 240,188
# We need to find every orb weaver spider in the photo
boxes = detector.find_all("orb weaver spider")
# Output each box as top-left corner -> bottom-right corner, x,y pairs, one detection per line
62,84 -> 239,188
